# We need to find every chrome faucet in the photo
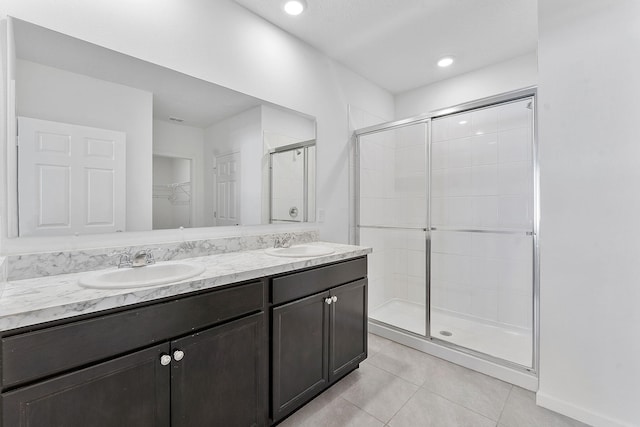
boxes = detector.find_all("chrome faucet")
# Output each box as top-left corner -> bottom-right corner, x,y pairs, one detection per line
274,233 -> 294,248
109,248 -> 156,268
132,249 -> 157,267
109,250 -> 132,269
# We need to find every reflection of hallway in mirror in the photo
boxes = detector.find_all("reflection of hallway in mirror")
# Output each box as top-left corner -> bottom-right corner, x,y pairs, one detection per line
152,155 -> 192,229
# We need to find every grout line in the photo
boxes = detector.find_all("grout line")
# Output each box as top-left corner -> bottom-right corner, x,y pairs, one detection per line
384,385 -> 420,425
338,395 -> 388,425
338,362 -> 420,425
419,382 -> 507,424
364,356 -> 426,387
496,384 -> 514,424
365,341 -> 509,425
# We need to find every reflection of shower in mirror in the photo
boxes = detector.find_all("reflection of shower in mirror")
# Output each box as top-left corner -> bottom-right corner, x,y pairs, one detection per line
269,142 -> 316,223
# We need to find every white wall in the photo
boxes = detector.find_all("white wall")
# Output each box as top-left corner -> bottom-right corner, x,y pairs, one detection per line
395,53 -> 537,119
205,106 -> 262,226
0,0 -> 394,247
153,119 -> 205,227
537,1 -> 640,426
261,104 -> 315,144
16,59 -> 153,231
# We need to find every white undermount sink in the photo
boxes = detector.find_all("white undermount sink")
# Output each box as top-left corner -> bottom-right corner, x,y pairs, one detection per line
265,245 -> 335,258
79,262 -> 206,289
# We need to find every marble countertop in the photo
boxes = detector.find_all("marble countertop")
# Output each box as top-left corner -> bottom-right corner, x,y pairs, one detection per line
0,242 -> 371,332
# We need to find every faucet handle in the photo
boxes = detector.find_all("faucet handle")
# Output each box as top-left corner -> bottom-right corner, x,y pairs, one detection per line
282,233 -> 294,248
108,250 -> 132,268
143,248 -> 159,264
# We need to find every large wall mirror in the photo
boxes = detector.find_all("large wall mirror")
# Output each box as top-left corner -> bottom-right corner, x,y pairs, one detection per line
8,18 -> 316,237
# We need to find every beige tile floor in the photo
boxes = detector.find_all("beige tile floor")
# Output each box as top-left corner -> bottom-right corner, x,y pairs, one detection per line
279,333 -> 590,427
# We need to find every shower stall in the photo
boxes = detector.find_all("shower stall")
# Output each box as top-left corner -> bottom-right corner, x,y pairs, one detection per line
355,88 -> 538,378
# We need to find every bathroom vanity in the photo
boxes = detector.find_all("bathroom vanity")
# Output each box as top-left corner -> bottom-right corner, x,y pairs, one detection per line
0,243 -> 369,426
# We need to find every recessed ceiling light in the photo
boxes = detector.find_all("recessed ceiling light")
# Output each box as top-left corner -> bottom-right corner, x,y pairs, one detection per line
458,120 -> 467,125
437,56 -> 454,67
284,0 -> 306,16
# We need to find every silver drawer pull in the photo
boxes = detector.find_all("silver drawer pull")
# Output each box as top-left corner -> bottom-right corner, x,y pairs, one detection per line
173,349 -> 185,361
160,354 -> 172,366
325,297 -> 332,305
331,296 -> 338,303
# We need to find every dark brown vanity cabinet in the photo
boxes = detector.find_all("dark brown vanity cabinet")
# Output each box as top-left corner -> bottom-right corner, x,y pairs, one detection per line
3,343 -> 171,427
0,256 -> 368,427
270,257 -> 368,423
1,281 -> 267,427
171,312 -> 265,426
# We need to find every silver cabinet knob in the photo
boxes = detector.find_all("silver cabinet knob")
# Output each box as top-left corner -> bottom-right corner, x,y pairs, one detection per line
173,349 -> 185,361
325,297 -> 332,305
332,296 -> 338,303
160,354 -> 172,366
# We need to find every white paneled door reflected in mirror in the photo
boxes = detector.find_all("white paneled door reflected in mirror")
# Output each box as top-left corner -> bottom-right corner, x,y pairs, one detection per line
9,18 -> 316,237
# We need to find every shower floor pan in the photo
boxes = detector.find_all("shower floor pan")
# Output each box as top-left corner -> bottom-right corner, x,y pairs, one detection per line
370,299 -> 532,367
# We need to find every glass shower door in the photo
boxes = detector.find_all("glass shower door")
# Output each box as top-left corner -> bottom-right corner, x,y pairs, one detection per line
429,98 -> 535,367
356,121 -> 428,336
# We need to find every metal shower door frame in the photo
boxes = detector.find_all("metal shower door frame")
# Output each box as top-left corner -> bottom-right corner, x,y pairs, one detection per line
353,86 -> 539,376
354,117 -> 432,341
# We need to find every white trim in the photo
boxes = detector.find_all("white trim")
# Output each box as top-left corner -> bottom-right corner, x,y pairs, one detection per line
536,392 -> 635,427
6,17 -> 18,238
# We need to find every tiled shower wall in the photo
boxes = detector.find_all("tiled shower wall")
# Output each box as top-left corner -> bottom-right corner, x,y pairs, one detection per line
360,124 -> 427,312
431,231 -> 532,329
430,99 -> 533,330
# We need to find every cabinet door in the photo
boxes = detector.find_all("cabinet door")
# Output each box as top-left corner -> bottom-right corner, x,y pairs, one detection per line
271,291 -> 330,422
2,343 -> 170,427
329,279 -> 368,383
171,312 -> 266,427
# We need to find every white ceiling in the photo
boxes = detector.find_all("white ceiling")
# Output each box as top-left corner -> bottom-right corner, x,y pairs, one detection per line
233,0 -> 538,94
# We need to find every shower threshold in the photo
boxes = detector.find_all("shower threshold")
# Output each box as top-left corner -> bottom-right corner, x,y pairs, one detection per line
370,299 -> 532,367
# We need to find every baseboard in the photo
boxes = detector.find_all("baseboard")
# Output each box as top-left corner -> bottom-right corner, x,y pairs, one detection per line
537,392 -> 636,427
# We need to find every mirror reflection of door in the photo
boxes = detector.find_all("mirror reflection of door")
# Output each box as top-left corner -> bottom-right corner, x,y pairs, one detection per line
17,117 -> 126,237
152,155 -> 192,229
214,152 -> 241,226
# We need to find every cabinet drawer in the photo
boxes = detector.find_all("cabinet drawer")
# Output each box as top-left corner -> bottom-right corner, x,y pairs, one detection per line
271,257 -> 366,305
2,281 -> 264,389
